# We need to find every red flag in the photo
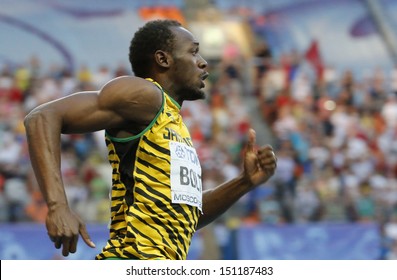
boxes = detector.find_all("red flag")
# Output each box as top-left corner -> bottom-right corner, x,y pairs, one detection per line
305,39 -> 324,81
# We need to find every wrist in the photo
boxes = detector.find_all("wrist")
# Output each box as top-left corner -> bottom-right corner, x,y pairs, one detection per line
47,201 -> 69,212
237,172 -> 255,190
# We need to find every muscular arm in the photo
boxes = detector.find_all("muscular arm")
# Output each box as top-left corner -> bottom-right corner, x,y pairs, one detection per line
25,92 -> 117,210
24,76 -> 162,256
197,129 -> 276,229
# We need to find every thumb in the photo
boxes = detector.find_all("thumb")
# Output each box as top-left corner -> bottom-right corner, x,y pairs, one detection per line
246,128 -> 256,153
79,224 -> 96,248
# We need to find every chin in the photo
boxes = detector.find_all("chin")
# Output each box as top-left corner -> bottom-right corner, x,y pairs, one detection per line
190,89 -> 206,100
179,87 -> 206,101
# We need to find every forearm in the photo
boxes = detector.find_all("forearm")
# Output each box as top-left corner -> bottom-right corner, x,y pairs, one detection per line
24,108 -> 68,209
197,174 -> 253,229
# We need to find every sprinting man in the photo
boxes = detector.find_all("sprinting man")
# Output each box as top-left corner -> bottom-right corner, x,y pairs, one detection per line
24,19 -> 277,260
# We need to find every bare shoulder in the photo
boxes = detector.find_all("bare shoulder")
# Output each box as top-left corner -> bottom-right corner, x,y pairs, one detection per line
99,76 -> 161,104
98,76 -> 163,124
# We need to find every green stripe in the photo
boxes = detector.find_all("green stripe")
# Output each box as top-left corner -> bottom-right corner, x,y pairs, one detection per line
167,94 -> 181,109
105,91 -> 165,143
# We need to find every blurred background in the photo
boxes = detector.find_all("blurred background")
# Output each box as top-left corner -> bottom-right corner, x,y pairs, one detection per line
1,0 -> 397,260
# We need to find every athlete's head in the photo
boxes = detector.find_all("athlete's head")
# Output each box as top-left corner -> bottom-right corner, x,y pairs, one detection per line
129,19 -> 181,78
129,19 -> 208,102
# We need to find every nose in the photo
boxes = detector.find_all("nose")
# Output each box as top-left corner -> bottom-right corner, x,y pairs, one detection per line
198,54 -> 207,69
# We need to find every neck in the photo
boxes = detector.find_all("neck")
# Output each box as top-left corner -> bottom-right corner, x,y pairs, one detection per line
150,75 -> 183,106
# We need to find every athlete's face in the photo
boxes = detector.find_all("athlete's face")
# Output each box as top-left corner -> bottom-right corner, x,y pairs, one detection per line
168,27 -> 209,101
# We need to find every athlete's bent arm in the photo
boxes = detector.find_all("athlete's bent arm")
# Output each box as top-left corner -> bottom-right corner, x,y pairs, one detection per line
24,91 -> 104,257
197,129 -> 276,229
24,77 -> 162,256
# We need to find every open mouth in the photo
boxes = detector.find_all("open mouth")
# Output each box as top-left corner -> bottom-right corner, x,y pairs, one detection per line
200,72 -> 209,88
200,72 -> 209,81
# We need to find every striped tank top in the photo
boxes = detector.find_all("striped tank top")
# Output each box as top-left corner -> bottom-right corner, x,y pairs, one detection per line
96,79 -> 202,260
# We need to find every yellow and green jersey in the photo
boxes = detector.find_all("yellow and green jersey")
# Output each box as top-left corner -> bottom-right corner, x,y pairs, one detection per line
96,79 -> 202,260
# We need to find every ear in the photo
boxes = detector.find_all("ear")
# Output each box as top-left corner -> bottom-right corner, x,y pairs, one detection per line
154,50 -> 172,69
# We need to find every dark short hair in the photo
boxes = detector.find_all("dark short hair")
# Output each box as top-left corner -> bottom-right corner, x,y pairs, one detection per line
129,19 -> 182,77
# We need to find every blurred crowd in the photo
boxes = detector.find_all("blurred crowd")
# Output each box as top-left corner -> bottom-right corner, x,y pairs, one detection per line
249,43 -> 397,260
1,38 -> 397,259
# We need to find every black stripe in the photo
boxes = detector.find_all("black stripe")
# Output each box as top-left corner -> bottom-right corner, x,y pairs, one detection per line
169,202 -> 196,232
138,146 -> 170,164
110,196 -> 124,202
135,167 -> 169,188
131,205 -> 186,255
131,242 -> 168,259
108,239 -> 117,248
126,214 -> 168,246
136,157 -> 168,177
126,217 -> 173,257
110,218 -> 126,227
134,172 -> 169,200
134,191 -> 186,254
134,178 -> 194,238
123,250 -> 143,259
134,172 -> 195,229
109,228 -> 126,237
108,150 -> 116,155
142,135 -> 170,156
110,187 -> 125,192
136,200 -> 187,254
